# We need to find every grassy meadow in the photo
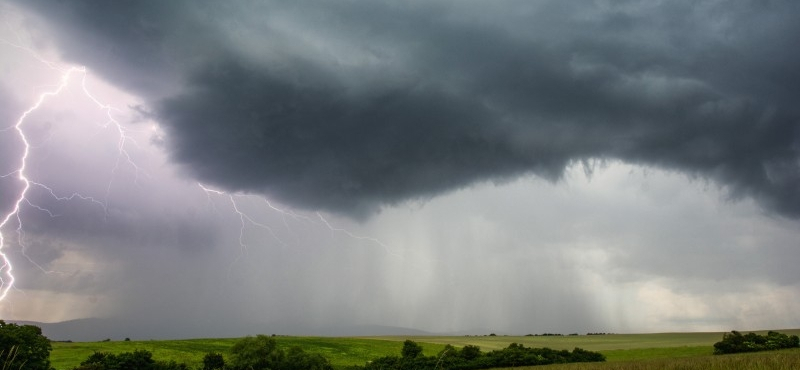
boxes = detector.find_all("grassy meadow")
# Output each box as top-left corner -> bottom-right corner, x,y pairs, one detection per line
497,348 -> 800,370
50,337 -> 441,370
50,329 -> 800,370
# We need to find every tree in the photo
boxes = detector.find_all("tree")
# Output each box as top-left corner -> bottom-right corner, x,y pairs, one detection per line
0,320 -> 52,370
460,345 -> 481,361
229,335 -> 284,370
76,350 -> 157,370
282,346 -> 333,370
227,336 -> 333,370
115,350 -> 158,370
73,350 -> 189,370
202,352 -> 225,370
401,340 -> 423,359
77,350 -> 157,370
714,330 -> 800,354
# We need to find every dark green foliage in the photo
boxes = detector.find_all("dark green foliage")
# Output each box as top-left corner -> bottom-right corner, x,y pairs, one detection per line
282,346 -> 333,370
359,340 -> 604,370
460,345 -> 481,361
401,340 -> 423,359
713,330 -> 800,354
72,350 -> 189,370
0,320 -> 52,370
436,345 -> 457,359
80,350 -> 155,370
228,335 -> 284,370
227,335 -> 332,370
568,347 -> 608,362
202,352 -> 225,370
71,337 -> 333,370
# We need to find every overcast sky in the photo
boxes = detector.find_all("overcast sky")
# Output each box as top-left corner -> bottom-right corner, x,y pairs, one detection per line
1,1 -> 799,338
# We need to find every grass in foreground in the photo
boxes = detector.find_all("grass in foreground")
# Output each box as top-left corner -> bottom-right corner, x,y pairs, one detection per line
601,346 -> 711,362
496,348 -> 800,370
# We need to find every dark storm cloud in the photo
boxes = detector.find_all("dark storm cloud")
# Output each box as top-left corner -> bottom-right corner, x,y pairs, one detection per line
15,0 -> 800,217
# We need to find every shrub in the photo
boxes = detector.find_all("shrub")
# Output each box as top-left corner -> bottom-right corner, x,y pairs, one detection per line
73,350 -> 190,370
228,335 -> 283,370
713,330 -> 800,354
202,352 -> 225,370
401,340 -> 423,359
227,335 -> 332,370
0,320 -> 52,370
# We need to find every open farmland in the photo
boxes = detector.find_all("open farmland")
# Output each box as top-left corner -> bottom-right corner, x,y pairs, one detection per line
369,329 -> 800,361
50,337 -> 446,370
497,348 -> 800,370
369,332 -> 727,351
50,329 -> 800,370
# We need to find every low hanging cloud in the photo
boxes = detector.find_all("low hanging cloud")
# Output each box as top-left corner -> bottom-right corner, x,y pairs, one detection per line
14,0 -> 800,218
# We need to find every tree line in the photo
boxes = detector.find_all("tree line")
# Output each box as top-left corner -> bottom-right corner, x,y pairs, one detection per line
15,322 -> 797,370
0,321 -> 605,370
355,340 -> 605,370
71,335 -> 332,370
713,331 -> 799,355
69,338 -> 605,370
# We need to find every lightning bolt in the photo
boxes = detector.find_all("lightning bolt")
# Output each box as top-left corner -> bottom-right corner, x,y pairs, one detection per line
0,66 -> 78,300
0,35 -> 141,300
0,9 -> 423,306
199,183 -> 290,255
198,184 -> 404,267
315,213 -> 398,257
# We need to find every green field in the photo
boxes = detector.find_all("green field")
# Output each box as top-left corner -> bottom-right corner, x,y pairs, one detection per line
497,348 -> 800,369
50,329 -> 800,370
50,337 -> 446,370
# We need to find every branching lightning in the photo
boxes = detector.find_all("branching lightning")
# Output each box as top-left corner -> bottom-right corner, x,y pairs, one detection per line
315,213 -> 397,257
199,183 -> 289,254
198,184 -> 403,263
0,10 -> 415,309
0,65 -> 78,300
0,34 -> 141,301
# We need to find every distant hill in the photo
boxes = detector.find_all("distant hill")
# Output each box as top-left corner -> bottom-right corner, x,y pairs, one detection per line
11,318 -> 431,341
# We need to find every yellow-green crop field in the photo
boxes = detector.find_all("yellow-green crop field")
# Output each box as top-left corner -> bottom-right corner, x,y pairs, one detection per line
50,329 -> 800,370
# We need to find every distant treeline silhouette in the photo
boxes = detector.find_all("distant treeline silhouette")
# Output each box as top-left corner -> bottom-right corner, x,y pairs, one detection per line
522,332 -> 614,336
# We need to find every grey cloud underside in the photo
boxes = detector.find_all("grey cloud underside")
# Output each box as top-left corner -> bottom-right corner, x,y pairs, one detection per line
16,0 -> 800,217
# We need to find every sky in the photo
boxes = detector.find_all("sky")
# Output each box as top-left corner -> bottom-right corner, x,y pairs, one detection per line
1,0 -> 799,338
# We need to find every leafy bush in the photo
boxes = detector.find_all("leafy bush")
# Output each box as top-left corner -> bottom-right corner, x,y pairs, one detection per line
282,346 -> 333,370
228,335 -> 284,370
0,320 -> 52,370
713,331 -> 800,354
401,340 -> 423,359
460,345 -> 481,361
72,349 -> 189,370
202,352 -> 225,370
227,335 -> 332,370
